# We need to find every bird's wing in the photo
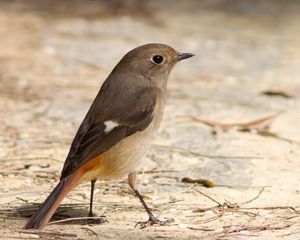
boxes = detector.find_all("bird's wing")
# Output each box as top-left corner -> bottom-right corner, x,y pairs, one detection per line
60,81 -> 156,179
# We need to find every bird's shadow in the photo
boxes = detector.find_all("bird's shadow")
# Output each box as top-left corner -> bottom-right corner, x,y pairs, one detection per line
15,203 -> 107,226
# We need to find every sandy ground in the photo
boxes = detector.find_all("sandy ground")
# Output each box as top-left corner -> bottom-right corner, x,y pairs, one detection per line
1,1 -> 300,239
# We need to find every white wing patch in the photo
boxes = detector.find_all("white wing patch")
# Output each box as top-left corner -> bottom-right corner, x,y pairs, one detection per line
104,120 -> 119,133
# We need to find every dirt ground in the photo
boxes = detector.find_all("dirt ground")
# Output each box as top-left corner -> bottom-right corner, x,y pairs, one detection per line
1,0 -> 300,239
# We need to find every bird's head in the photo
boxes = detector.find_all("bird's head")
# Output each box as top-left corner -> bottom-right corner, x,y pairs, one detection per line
114,43 -> 194,89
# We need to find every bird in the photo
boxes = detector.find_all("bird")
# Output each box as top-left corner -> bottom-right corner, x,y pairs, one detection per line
24,43 -> 194,229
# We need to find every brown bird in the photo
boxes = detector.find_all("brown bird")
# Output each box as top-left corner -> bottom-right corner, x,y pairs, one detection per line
24,43 -> 194,229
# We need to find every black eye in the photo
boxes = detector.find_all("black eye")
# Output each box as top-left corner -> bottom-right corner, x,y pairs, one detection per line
152,55 -> 164,64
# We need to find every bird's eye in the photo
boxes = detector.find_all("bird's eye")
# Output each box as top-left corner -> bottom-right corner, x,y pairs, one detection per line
151,55 -> 164,65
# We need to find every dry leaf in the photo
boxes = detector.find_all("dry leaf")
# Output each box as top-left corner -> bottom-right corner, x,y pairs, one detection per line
189,112 -> 281,134
182,177 -> 215,188
262,88 -> 294,98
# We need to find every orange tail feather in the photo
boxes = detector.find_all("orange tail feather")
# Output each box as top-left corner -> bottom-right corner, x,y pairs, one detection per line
24,174 -> 78,229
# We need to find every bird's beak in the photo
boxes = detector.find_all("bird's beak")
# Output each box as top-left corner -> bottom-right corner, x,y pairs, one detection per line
177,52 -> 195,61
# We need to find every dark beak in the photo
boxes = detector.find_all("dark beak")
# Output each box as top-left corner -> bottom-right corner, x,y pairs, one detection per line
177,52 -> 195,61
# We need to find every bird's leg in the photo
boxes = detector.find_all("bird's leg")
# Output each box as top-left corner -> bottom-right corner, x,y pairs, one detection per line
89,179 -> 96,217
85,180 -> 107,225
128,172 -> 174,228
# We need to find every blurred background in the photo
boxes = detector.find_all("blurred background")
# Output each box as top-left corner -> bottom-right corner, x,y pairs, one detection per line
1,1 -> 300,239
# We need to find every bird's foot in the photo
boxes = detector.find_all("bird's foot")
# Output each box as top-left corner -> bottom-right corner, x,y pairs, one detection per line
135,215 -> 174,228
88,211 -> 96,218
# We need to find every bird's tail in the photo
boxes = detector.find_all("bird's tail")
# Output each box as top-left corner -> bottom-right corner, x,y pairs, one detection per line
24,174 -> 78,229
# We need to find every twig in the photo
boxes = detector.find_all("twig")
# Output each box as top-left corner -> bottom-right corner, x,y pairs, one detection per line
188,113 -> 281,133
240,206 -> 300,213
187,226 -> 214,231
199,213 -> 224,224
191,187 -> 222,206
258,130 -> 300,145
81,227 -> 98,236
219,223 -> 293,236
15,196 -> 29,203
240,187 -> 265,205
48,216 -> 107,225
194,223 -> 294,239
180,183 -> 197,194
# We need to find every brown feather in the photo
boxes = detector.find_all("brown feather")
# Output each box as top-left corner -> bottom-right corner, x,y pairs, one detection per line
24,174 -> 79,229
